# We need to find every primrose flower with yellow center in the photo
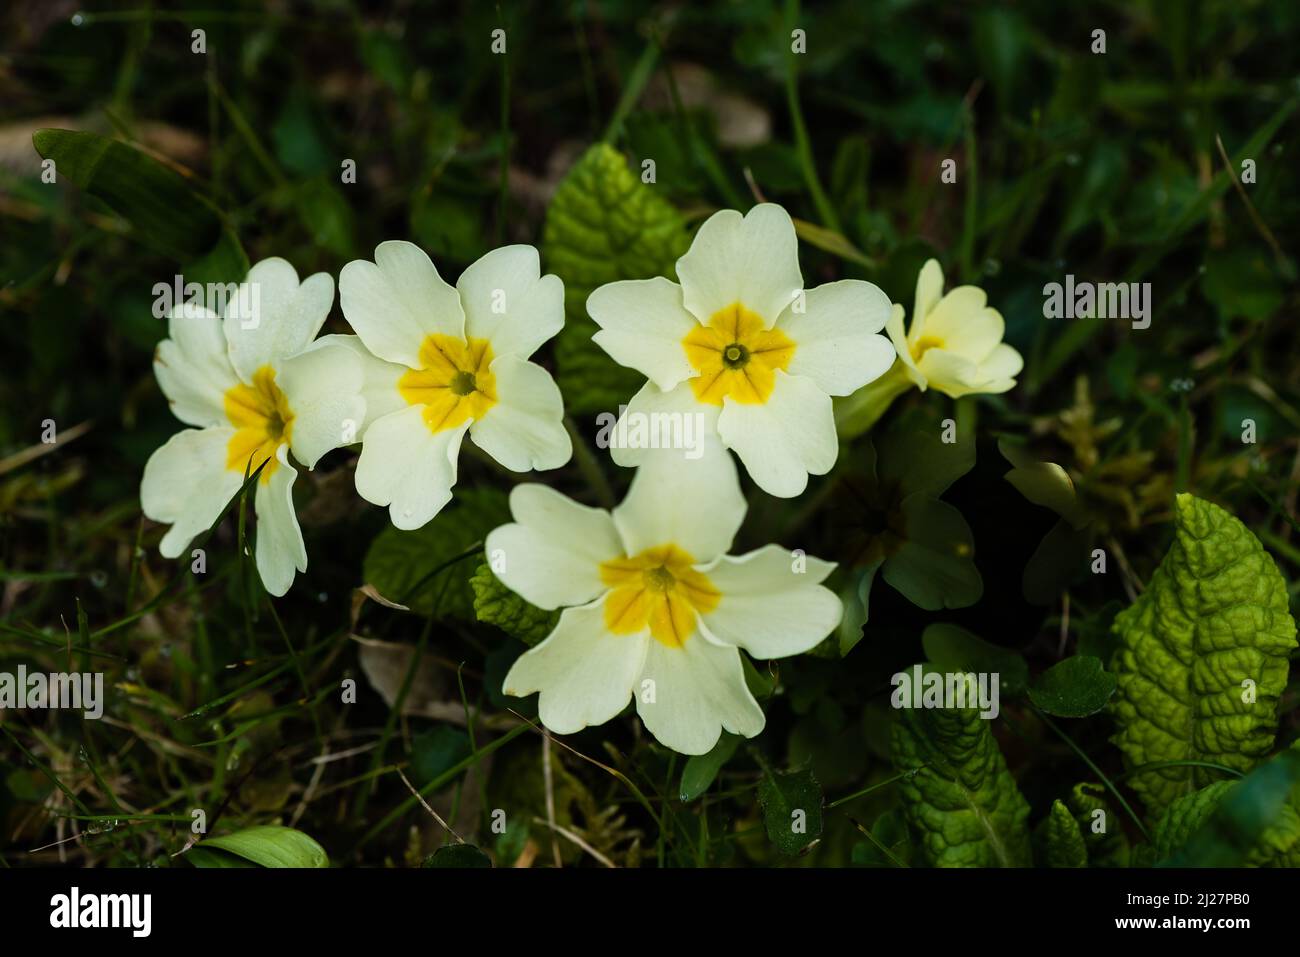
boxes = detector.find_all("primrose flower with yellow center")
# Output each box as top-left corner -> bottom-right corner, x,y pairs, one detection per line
836,259 -> 1023,436
142,258 -> 365,596
337,241 -> 572,530
587,203 -> 895,498
489,445 -> 842,755
886,259 -> 1023,398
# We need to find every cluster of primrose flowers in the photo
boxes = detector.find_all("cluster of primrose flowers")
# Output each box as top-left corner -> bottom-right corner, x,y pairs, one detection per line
142,203 -> 1021,755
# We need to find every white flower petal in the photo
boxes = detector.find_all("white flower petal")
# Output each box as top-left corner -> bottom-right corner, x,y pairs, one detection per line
676,204 -> 802,326
354,405 -> 468,529
487,484 -> 623,609
607,380 -> 720,469
456,245 -> 563,360
504,600 -> 648,735
312,334 -> 407,431
154,303 -> 240,428
697,545 -> 841,658
885,302 -> 926,389
977,342 -> 1024,385
253,445 -> 306,597
588,277 -> 699,390
924,290 -> 1001,361
224,258 -> 333,381
916,348 -> 984,398
612,442 -> 744,563
717,370 -> 837,498
141,427 -> 243,558
636,636 -> 765,755
339,241 -> 464,367
469,354 -> 571,472
778,279 -> 895,395
279,339 -> 368,469
911,258 -> 945,344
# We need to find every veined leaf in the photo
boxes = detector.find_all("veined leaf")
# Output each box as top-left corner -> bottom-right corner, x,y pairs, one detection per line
1109,494 -> 1297,816
891,704 -> 1031,867
32,129 -> 247,283
1066,782 -> 1129,867
541,143 -> 692,415
469,560 -> 559,646
1042,799 -> 1087,868
198,825 -> 328,868
363,488 -> 508,618
757,766 -> 823,856
1028,655 -> 1116,717
1157,747 -> 1300,866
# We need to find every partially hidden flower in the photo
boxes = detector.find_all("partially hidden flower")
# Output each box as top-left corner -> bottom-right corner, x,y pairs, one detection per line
337,241 -> 572,530
832,423 -> 982,656
587,203 -> 895,498
489,444 -> 842,754
835,259 -> 1024,437
142,258 -> 364,596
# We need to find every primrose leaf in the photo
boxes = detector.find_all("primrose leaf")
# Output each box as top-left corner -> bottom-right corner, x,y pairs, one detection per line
469,560 -> 559,646
1153,780 -> 1236,860
541,143 -> 692,414
199,825 -> 328,868
1066,782 -> 1129,867
1042,799 -> 1088,868
1109,494 -> 1298,816
757,766 -> 824,856
1028,655 -> 1116,717
891,704 -> 1031,867
1159,746 -> 1300,867
32,129 -> 247,283
363,489 -> 509,618
679,732 -> 741,803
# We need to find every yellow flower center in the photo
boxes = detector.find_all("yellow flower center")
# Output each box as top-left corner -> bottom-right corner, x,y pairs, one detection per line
913,334 -> 945,360
224,365 -> 293,483
598,544 -> 721,648
682,303 -> 795,405
398,334 -> 498,433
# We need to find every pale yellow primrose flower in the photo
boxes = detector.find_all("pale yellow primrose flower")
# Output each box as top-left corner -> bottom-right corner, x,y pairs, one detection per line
587,203 -> 895,498
491,444 -> 842,755
336,241 -> 572,530
835,259 -> 1023,436
886,258 -> 1022,398
142,258 -> 365,596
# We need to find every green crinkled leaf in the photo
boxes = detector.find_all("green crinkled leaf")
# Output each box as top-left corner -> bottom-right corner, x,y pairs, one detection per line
363,489 -> 509,618
1153,780 -> 1236,859
1159,746 -> 1300,867
891,705 -> 1031,867
757,766 -> 824,856
1066,782 -> 1129,867
1109,494 -> 1298,816
541,143 -> 692,415
1043,799 -> 1088,867
469,560 -> 559,646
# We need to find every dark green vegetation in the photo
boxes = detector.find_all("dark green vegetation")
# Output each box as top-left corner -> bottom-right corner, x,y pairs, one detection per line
1,0 -> 1298,867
